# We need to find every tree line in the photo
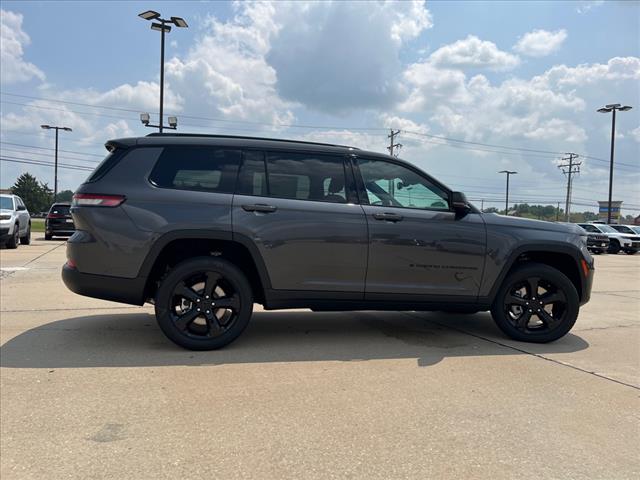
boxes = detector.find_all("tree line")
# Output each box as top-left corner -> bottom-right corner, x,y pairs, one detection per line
8,173 -> 73,213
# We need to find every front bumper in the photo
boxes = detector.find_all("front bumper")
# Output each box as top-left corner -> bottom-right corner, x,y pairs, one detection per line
62,264 -> 147,305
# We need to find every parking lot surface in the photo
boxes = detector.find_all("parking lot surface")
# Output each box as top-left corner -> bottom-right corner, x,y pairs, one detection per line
1,238 -> 639,479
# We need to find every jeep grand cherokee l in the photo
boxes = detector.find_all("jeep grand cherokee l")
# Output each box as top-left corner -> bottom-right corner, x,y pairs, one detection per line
62,134 -> 594,350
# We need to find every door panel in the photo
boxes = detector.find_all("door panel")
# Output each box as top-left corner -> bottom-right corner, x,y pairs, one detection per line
233,195 -> 368,291
355,157 -> 486,298
363,205 -> 486,296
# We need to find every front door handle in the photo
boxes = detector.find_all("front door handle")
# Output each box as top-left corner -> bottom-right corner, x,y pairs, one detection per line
242,204 -> 278,213
373,212 -> 403,222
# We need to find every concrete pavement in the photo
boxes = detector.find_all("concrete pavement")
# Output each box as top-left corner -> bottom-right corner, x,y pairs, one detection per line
1,238 -> 639,479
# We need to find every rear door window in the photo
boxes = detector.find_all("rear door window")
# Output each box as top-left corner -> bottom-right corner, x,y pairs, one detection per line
150,147 -> 241,193
265,152 -> 348,203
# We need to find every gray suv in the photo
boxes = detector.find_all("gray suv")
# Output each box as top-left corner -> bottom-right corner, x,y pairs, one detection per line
62,134 -> 594,350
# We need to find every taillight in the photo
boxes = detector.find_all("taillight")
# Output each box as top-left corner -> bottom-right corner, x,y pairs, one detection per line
72,193 -> 126,207
47,213 -> 64,219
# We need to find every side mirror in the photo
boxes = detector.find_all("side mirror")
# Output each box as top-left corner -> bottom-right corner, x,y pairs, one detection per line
451,191 -> 470,216
17,205 -> 26,211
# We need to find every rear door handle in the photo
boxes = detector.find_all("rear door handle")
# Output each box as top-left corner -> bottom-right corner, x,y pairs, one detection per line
242,204 -> 278,213
373,212 -> 403,222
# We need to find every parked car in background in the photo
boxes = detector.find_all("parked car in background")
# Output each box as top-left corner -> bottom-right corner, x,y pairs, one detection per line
578,223 -> 639,255
62,133 -> 594,350
0,193 -> 31,248
574,224 -> 609,254
609,224 -> 640,236
45,203 -> 75,240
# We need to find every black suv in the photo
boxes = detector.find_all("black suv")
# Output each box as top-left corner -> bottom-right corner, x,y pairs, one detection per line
45,203 -> 75,240
62,134 -> 594,350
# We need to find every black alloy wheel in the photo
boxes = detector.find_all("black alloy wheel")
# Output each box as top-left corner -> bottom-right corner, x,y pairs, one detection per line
155,257 -> 253,350
491,263 -> 579,343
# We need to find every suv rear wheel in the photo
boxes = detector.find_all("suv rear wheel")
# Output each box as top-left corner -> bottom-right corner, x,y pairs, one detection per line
608,240 -> 620,254
491,263 -> 578,343
155,257 -> 253,350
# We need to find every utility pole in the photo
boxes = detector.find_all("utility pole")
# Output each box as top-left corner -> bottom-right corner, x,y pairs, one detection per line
558,153 -> 581,222
40,125 -> 72,202
499,170 -> 517,215
556,202 -> 560,222
480,199 -> 484,212
387,129 -> 402,157
387,129 -> 402,196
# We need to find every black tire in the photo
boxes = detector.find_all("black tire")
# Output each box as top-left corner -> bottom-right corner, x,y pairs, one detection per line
44,233 -> 52,240
623,249 -> 638,255
490,263 -> 579,343
20,224 -> 31,245
608,240 -> 620,254
6,226 -> 19,249
155,257 -> 254,350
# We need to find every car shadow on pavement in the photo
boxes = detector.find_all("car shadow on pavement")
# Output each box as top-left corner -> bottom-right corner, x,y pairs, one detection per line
0,310 -> 589,369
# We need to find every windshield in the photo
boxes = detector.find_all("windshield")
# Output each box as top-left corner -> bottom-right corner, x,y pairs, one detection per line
598,225 -> 617,233
632,226 -> 640,234
0,197 -> 13,210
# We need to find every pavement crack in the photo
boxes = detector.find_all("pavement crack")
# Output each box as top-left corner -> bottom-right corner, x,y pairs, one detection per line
22,242 -> 66,267
404,312 -> 640,392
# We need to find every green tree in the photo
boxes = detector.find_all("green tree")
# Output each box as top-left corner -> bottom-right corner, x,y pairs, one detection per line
10,173 -> 53,213
56,190 -> 74,202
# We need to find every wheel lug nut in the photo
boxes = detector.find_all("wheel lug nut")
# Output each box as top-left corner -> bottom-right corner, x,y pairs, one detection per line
197,308 -> 200,312
206,296 -> 210,299
206,310 -> 210,314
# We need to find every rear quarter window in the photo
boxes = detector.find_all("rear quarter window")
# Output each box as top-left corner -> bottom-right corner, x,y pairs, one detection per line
149,146 -> 241,193
85,148 -> 126,183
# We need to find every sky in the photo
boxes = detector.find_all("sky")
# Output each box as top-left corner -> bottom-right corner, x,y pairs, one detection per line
1,0 -> 639,215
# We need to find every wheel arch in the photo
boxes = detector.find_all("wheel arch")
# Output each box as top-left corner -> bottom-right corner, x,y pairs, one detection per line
487,244 -> 586,305
139,230 -> 272,305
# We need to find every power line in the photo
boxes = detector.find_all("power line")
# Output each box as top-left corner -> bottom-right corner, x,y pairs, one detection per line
0,141 -> 104,157
0,155 -> 95,171
0,157 -> 93,172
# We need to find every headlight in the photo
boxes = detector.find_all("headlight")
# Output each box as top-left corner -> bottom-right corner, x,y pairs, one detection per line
0,214 -> 12,221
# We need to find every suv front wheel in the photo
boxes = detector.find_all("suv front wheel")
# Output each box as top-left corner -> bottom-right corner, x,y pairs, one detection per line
491,263 -> 579,343
155,257 -> 254,350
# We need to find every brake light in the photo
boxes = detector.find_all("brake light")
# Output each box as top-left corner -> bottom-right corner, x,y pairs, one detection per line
72,193 -> 125,207
66,259 -> 77,269
47,213 -> 64,219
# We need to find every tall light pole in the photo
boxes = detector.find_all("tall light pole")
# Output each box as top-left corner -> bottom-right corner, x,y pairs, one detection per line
41,125 -> 72,202
138,10 -> 188,132
499,170 -> 517,215
597,104 -> 632,224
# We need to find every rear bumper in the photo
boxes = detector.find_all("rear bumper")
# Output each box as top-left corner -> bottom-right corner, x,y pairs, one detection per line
61,264 -> 147,306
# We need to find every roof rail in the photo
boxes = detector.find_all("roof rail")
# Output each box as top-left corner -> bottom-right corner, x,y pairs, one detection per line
145,132 -> 359,150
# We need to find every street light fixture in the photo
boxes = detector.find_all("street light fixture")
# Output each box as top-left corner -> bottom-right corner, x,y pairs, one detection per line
138,10 -> 188,133
41,125 -> 73,202
597,103 -> 633,224
499,170 -> 517,216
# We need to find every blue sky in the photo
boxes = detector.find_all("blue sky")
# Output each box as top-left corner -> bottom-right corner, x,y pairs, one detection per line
1,1 -> 639,215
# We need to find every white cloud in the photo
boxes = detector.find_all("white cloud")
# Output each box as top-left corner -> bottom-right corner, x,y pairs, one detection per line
576,1 -> 604,14
540,56 -> 640,87
165,2 -> 294,125
513,29 -> 567,57
266,1 -> 432,112
428,35 -> 520,71
630,126 -> 640,143
0,9 -> 45,84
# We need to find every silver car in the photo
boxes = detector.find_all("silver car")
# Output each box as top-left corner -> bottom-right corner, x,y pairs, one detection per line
0,194 -> 31,248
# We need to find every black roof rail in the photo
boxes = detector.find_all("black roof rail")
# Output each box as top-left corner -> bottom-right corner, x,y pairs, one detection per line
145,132 -> 359,150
